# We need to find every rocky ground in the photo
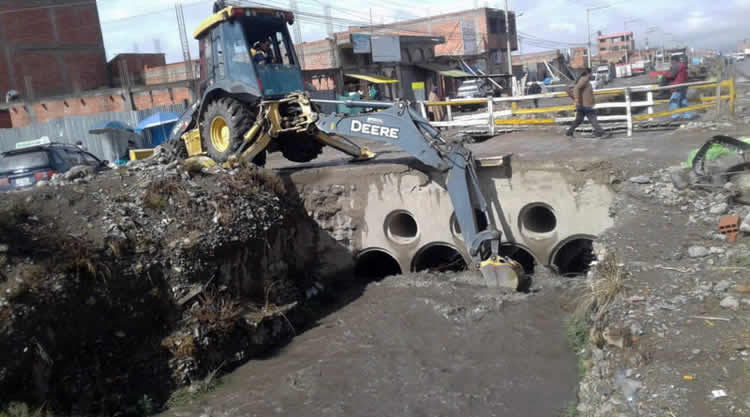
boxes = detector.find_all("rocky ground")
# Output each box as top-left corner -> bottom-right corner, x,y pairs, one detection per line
575,152 -> 750,416
0,150 -> 325,415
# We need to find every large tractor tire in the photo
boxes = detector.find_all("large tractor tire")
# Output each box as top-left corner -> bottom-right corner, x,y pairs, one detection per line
276,132 -> 324,163
201,97 -> 265,165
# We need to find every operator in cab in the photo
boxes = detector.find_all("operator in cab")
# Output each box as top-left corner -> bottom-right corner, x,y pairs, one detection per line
251,40 -> 274,65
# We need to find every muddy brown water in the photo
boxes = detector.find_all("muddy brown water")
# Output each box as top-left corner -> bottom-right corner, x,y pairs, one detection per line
164,273 -> 577,417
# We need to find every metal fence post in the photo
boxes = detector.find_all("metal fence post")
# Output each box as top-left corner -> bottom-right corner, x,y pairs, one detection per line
419,101 -> 427,119
446,99 -> 453,121
730,77 -> 736,115
647,91 -> 654,120
716,81 -> 722,115
625,87 -> 633,137
487,98 -> 495,136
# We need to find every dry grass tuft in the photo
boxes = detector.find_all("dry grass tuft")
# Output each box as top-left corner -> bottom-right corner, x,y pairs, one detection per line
231,160 -> 286,196
193,290 -> 242,332
142,179 -> 189,210
574,249 -> 627,322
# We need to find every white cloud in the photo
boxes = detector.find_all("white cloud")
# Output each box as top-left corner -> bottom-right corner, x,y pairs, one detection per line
548,22 -> 576,33
685,10 -> 709,32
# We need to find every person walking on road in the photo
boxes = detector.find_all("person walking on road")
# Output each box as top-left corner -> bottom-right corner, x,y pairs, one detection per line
428,87 -> 445,122
663,55 -> 692,119
565,68 -> 609,138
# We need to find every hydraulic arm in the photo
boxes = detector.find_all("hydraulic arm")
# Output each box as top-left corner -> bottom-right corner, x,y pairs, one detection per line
315,100 -> 523,289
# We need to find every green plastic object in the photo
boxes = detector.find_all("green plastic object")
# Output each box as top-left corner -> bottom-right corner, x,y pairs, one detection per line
685,137 -> 750,167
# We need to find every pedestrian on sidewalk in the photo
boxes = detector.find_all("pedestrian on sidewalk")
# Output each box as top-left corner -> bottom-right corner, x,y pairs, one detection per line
664,55 -> 691,119
565,68 -> 609,138
428,87 -> 445,122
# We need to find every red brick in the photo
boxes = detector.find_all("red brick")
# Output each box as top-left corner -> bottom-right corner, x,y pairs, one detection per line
14,52 -> 65,96
2,9 -> 55,44
55,5 -> 104,45
64,53 -> 109,91
0,0 -> 108,98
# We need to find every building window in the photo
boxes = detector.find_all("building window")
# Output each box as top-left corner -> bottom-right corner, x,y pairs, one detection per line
489,17 -> 499,34
600,47 -> 607,52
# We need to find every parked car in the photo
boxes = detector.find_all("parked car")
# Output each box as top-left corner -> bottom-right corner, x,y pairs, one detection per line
596,65 -> 611,84
455,79 -> 494,111
0,139 -> 107,191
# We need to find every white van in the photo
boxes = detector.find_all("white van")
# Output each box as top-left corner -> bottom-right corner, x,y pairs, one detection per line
596,66 -> 611,84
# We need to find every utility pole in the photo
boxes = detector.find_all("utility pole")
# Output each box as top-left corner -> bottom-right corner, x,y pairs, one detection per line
289,0 -> 305,68
504,0 -> 512,75
587,9 -> 591,68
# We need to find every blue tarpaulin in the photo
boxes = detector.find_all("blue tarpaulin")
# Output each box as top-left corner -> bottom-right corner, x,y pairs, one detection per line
136,112 -> 180,146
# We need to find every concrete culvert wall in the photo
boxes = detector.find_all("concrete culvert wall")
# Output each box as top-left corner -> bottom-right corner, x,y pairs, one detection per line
355,248 -> 402,280
499,244 -> 537,274
553,238 -> 595,276
412,243 -> 467,272
520,203 -> 557,234
384,210 -> 419,244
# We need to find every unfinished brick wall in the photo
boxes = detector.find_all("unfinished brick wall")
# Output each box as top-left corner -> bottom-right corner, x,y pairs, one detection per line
4,86 -> 193,127
109,54 -> 168,86
0,0 -> 108,98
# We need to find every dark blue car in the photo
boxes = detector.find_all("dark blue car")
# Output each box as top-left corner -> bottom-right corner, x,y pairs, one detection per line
0,142 -> 106,191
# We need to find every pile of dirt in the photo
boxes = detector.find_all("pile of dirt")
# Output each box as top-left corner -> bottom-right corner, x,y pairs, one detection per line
0,154 -> 323,415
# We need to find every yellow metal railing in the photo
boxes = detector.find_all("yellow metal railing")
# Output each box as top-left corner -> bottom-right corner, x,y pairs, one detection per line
420,78 -> 737,136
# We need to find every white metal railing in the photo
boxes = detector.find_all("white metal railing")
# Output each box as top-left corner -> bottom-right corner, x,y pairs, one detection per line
418,78 -> 737,137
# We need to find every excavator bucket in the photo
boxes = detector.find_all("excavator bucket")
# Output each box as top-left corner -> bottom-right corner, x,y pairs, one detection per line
479,256 -> 524,290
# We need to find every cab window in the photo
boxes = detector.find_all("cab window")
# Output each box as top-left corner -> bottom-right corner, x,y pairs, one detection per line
222,21 -> 254,85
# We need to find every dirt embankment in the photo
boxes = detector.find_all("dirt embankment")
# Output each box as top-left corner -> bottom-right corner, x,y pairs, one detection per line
0,156 -> 329,415
572,158 -> 750,417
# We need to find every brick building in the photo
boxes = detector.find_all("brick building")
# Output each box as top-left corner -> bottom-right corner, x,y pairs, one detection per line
569,47 -> 589,69
597,31 -> 635,64
144,60 -> 200,85
300,34 -> 450,102
0,0 -> 108,100
108,53 -> 167,87
298,7 -> 517,74
0,84 -> 194,127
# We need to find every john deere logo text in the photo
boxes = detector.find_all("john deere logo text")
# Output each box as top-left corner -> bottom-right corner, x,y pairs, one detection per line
351,120 -> 399,139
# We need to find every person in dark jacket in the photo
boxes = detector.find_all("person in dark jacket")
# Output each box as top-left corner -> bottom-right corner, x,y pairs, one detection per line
663,55 -> 691,119
565,68 -> 609,138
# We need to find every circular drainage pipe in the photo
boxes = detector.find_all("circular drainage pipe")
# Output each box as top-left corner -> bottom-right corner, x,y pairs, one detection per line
552,237 -> 595,277
412,243 -> 467,272
499,244 -> 537,274
384,210 -> 419,244
355,248 -> 402,281
519,203 -> 557,235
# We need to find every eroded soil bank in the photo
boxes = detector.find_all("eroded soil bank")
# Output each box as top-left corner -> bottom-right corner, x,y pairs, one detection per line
0,157 -> 328,415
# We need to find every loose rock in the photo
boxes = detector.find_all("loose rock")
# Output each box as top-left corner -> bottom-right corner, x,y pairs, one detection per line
720,296 -> 739,310
709,203 -> 728,215
688,246 -> 709,258
714,280 -> 733,293
741,213 -> 750,233
629,175 -> 651,184
64,165 -> 95,180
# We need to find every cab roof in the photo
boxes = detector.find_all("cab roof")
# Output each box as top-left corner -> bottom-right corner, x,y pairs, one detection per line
193,6 -> 295,39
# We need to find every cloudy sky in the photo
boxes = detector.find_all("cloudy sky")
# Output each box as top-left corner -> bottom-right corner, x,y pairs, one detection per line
96,0 -> 750,63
